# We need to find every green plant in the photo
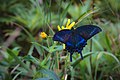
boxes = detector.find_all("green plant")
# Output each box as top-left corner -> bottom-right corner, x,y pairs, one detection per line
0,0 -> 120,80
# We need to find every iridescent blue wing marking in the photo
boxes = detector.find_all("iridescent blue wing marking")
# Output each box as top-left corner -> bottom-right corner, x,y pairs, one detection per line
75,25 -> 102,40
53,30 -> 72,43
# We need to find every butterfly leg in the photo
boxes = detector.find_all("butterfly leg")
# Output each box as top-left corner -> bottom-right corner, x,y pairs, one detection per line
70,52 -> 73,62
80,52 -> 83,59
78,50 -> 83,59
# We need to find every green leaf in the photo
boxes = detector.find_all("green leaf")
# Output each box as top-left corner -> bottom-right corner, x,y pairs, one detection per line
34,44 -> 43,56
49,45 -> 63,53
103,51 -> 120,64
24,55 -> 39,65
31,42 -> 50,53
71,52 -> 94,67
39,69 -> 60,80
75,9 -> 99,25
7,49 -> 30,71
35,78 -> 49,80
28,45 -> 34,55
60,1 -> 72,26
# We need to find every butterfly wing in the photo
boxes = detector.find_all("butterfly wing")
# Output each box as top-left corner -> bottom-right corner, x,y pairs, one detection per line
75,25 -> 102,40
53,25 -> 102,62
53,30 -> 72,43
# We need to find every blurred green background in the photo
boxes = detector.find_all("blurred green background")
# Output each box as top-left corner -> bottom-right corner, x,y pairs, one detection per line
0,0 -> 120,80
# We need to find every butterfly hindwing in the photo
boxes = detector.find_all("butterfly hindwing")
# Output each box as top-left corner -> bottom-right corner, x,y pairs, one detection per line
65,34 -> 87,61
53,30 -> 72,43
75,25 -> 102,40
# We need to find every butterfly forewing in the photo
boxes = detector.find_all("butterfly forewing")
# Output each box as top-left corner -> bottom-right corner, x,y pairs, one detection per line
75,25 -> 102,40
53,30 -> 72,43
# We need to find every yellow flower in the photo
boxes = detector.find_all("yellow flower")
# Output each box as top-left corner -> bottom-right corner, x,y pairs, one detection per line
57,19 -> 75,49
57,19 -> 75,31
40,32 -> 47,39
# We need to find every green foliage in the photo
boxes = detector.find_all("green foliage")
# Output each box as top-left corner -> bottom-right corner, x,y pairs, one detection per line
0,0 -> 120,80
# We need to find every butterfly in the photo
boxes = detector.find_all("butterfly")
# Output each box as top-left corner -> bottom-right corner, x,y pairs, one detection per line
53,25 -> 102,62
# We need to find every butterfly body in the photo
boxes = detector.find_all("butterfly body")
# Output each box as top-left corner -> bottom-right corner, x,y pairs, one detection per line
53,25 -> 102,62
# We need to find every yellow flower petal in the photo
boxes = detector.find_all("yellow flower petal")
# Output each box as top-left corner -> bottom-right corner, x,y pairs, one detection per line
57,19 -> 75,31
40,32 -> 47,39
57,25 -> 61,31
63,44 -> 66,49
66,19 -> 70,28
62,26 -> 65,29
67,22 -> 75,29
